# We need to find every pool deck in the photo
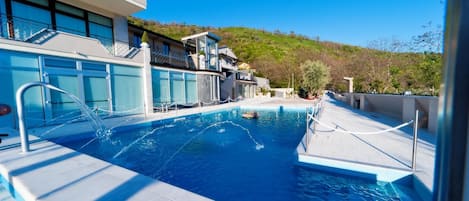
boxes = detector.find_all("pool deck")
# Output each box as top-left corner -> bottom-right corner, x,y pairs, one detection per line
297,95 -> 435,200
0,97 -> 307,201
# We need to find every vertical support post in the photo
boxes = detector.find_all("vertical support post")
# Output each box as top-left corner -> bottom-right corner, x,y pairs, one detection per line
141,42 -> 153,116
292,73 -> 294,99
305,107 -> 310,153
412,110 -> 419,171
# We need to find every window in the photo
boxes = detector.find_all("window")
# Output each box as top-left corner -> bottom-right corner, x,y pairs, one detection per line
54,2 -> 86,36
44,58 -> 76,69
25,0 -> 48,7
132,33 -> 142,48
56,13 -> 86,36
170,72 -> 185,104
152,70 -> 170,104
162,42 -> 170,56
55,2 -> 84,17
82,62 -> 106,71
11,1 -> 51,40
43,57 -> 112,117
6,0 -> 113,48
185,73 -> 197,104
84,76 -> 109,110
88,13 -> 113,50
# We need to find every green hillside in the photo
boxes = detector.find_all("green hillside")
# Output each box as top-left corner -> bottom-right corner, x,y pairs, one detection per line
128,16 -> 442,95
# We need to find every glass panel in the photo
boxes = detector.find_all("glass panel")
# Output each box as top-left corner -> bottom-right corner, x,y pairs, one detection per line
185,73 -> 196,81
26,0 -> 48,7
12,1 -> 51,41
111,65 -> 141,76
44,58 -> 76,69
0,50 -> 43,128
56,13 -> 86,36
88,13 -> 112,27
84,76 -> 108,110
48,75 -> 80,118
1,0 -> 6,38
111,66 -> 143,113
170,72 -> 184,104
163,43 -> 170,55
152,70 -> 169,104
185,73 -> 197,104
82,62 -> 106,71
207,38 -> 218,71
1,0 -> 6,14
55,2 -> 84,17
132,34 -> 141,48
89,22 -> 113,50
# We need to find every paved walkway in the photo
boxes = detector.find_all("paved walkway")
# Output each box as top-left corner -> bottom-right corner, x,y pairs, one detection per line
305,95 -> 435,192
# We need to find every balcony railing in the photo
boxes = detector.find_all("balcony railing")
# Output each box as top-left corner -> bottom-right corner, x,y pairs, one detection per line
151,49 -> 188,68
220,59 -> 237,70
0,14 -> 52,41
0,14 -> 129,57
236,72 -> 254,81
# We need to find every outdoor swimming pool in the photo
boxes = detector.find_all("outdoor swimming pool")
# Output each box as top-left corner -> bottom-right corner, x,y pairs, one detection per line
50,107 -> 420,201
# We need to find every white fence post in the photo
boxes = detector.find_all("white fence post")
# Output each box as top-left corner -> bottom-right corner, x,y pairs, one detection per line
412,110 -> 419,171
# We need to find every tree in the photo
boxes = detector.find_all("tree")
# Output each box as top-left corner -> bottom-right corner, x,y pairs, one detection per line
141,31 -> 149,44
300,60 -> 330,97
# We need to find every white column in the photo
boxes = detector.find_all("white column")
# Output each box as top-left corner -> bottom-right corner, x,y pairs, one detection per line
344,77 -> 354,93
217,76 -> 220,100
141,42 -> 153,115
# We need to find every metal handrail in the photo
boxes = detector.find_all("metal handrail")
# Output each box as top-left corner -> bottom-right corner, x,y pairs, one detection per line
305,102 -> 322,152
16,82 -> 107,153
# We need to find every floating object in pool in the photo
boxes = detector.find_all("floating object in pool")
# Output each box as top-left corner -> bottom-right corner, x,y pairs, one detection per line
242,111 -> 258,119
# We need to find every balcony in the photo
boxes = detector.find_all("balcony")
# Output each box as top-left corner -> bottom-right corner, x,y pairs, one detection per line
236,71 -> 255,81
151,50 -> 192,69
60,0 -> 146,16
0,15 -> 53,42
220,59 -> 237,71
0,15 -> 139,59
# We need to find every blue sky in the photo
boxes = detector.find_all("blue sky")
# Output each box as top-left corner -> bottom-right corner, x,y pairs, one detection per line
133,0 -> 445,47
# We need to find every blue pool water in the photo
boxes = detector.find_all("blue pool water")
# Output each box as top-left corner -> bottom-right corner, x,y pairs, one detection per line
51,108 -> 419,201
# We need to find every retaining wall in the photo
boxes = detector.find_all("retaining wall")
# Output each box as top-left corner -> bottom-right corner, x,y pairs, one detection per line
333,93 -> 439,134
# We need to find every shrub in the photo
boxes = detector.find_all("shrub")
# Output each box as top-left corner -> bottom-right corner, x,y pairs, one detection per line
300,60 -> 330,96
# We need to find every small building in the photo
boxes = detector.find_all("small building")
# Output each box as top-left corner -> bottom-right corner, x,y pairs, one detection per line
219,47 -> 256,100
182,32 -> 222,105
128,26 -> 222,107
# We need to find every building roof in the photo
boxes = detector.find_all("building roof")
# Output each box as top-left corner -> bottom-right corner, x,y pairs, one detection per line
181,32 -> 221,42
128,23 -> 183,45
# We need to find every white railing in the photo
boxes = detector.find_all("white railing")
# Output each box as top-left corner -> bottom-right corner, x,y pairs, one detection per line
305,101 -> 323,153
